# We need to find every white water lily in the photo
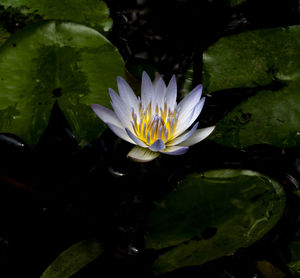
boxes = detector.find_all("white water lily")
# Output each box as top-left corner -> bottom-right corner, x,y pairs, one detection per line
91,72 -> 215,162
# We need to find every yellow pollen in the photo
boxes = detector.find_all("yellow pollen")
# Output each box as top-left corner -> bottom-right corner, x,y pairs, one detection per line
131,102 -> 179,146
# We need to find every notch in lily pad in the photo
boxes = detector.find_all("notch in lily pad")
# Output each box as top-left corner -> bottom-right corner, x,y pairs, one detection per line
52,88 -> 62,98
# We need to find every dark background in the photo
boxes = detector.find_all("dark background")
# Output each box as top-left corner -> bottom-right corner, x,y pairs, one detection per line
1,0 -> 300,277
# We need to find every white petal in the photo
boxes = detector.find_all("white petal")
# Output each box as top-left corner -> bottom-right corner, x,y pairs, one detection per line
179,126 -> 216,147
173,107 -> 195,137
186,97 -> 205,128
117,76 -> 139,111
149,139 -> 165,152
125,128 -> 148,147
153,75 -> 166,93
109,88 -> 133,131
107,123 -> 135,144
175,92 -> 204,137
175,97 -> 205,136
141,71 -> 154,107
160,145 -> 189,155
153,77 -> 167,110
167,122 -> 199,146
165,75 -> 177,110
177,84 -> 202,122
127,146 -> 160,162
91,104 -> 123,128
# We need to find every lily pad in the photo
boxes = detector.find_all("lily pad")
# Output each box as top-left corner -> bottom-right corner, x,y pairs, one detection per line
0,20 -> 124,147
40,239 -> 103,278
229,0 -> 247,7
145,169 -> 286,275
0,0 -> 112,34
278,238 -> 300,277
201,25 -> 300,148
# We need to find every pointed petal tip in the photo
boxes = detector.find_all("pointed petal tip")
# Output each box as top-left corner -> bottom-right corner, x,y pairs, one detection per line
90,103 -> 97,110
90,103 -> 104,117
90,103 -> 123,127
108,87 -> 115,96
149,139 -> 165,152
194,84 -> 203,90
117,75 -> 126,83
142,71 -> 149,79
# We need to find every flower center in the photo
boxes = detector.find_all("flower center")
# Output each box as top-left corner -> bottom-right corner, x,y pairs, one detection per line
131,101 -> 179,145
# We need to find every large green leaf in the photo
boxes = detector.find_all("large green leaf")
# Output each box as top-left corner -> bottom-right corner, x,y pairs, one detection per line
145,169 -> 286,275
0,0 -> 112,34
202,25 -> 300,148
40,239 -> 103,278
0,20 -> 124,147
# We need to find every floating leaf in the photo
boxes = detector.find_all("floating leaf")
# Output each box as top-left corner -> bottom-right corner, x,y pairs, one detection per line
40,239 -> 103,278
145,169 -> 286,275
201,25 -> 300,148
229,0 -> 248,7
0,0 -> 112,34
256,261 -> 280,278
278,239 -> 300,277
0,20 -> 124,147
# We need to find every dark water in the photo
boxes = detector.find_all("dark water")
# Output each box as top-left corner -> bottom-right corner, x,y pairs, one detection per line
1,0 -> 300,277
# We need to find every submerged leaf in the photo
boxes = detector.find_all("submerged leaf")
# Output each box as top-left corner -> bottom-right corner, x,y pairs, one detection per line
40,239 -> 103,278
145,169 -> 286,275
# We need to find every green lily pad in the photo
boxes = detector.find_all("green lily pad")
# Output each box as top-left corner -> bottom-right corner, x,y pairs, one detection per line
278,235 -> 300,277
40,239 -> 103,278
0,20 -> 124,147
229,0 -> 247,7
0,0 -> 112,34
201,25 -> 300,148
145,169 -> 286,275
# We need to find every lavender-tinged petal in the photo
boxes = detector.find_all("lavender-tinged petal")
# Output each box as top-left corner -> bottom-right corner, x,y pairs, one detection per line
178,126 -> 216,147
125,128 -> 148,147
149,139 -> 165,152
187,97 -> 205,127
117,76 -> 139,111
107,123 -> 135,144
177,84 -> 202,122
127,146 -> 160,162
175,97 -> 205,136
108,87 -> 120,105
153,75 -> 166,91
178,84 -> 202,108
165,75 -> 177,110
109,88 -> 133,131
153,77 -> 167,109
173,108 -> 194,137
160,145 -> 189,155
141,71 -> 154,107
167,122 -> 199,146
90,104 -> 123,128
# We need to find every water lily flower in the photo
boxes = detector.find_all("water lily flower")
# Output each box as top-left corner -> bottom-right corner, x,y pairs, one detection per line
91,72 -> 215,162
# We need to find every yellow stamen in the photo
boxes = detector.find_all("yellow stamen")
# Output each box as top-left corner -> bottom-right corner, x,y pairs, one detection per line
132,100 -> 179,145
